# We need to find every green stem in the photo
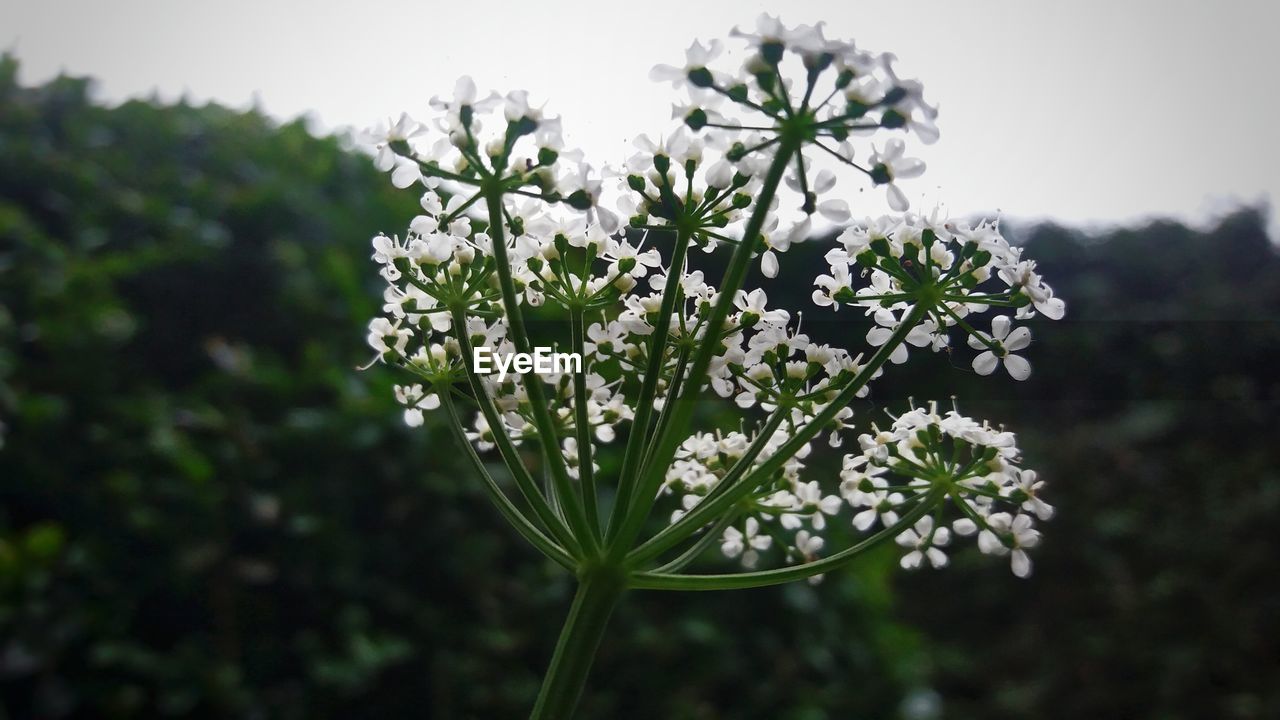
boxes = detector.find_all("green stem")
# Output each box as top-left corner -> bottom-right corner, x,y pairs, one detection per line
440,391 -> 575,568
653,510 -> 738,574
629,487 -> 945,591
529,567 -> 627,720
637,342 -> 690,476
606,226 -> 691,541
482,187 -> 597,553
629,410 -> 786,566
450,307 -> 581,556
569,307 -> 601,538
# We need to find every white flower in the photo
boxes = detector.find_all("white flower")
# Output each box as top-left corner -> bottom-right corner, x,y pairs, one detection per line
361,19 -> 1066,587
969,315 -> 1032,380
1008,469 -> 1055,520
812,263 -> 852,309
978,512 -> 1041,578
793,529 -> 824,561
734,288 -> 789,326
390,159 -> 423,189
366,112 -> 425,171
868,139 -> 925,211
896,516 -> 951,569
649,39 -> 724,88
998,260 -> 1066,320
849,477 -> 903,531
367,318 -> 411,357
722,517 -> 773,568
394,383 -> 441,427
780,481 -> 842,531
866,308 -> 934,364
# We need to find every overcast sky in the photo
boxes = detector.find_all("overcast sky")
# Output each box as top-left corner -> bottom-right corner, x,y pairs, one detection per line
5,0 -> 1278,235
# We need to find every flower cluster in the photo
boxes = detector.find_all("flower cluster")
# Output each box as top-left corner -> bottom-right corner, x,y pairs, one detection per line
814,212 -> 1066,379
842,402 -> 1053,577
653,15 -> 936,209
657,400 -> 1052,579
361,14 -> 1063,587
365,77 -> 606,218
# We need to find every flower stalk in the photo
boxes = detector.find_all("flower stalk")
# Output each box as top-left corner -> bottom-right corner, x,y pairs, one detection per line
529,566 -> 627,720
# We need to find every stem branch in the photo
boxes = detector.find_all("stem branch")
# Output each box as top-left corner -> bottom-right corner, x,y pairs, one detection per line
528,567 -> 626,719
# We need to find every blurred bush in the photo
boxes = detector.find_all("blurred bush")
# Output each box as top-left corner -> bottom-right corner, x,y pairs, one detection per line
1,57 -> 1277,719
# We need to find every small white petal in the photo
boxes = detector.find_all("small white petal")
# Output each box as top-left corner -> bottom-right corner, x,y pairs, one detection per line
886,184 -> 909,212
649,64 -> 684,82
1004,354 -> 1032,381
978,530 -> 1003,554
853,509 -> 877,531
894,158 -> 926,179
375,145 -> 396,172
812,168 -> 837,194
913,122 -> 940,145
1004,326 -> 1032,352
1038,297 -> 1066,320
972,351 -> 999,376
391,163 -> 422,189
990,315 -> 1011,340
761,250 -> 779,278
817,199 -> 851,222
1011,549 -> 1033,578
454,75 -> 477,103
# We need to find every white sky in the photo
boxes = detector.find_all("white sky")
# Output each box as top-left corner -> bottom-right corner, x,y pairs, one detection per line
5,0 -> 1278,235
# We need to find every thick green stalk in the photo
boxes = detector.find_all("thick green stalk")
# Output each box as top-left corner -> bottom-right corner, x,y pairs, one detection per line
528,567 -> 627,720
605,226 -> 691,541
450,307 -> 580,556
608,137 -> 800,559
482,188 -> 597,553
627,300 -> 933,566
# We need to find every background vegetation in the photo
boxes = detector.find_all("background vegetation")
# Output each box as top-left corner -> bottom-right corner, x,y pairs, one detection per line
2,60 -> 1277,719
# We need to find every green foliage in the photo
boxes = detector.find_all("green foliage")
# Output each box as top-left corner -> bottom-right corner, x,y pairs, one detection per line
1,57 -> 1277,718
